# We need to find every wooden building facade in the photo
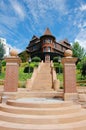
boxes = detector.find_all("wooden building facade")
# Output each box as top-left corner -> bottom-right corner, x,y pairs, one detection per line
26,28 -> 71,62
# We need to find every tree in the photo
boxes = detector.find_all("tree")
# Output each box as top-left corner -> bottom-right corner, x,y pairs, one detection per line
72,42 -> 86,60
0,43 -> 5,59
18,51 -> 29,62
81,61 -> 86,78
79,56 -> 86,78
0,43 -> 5,74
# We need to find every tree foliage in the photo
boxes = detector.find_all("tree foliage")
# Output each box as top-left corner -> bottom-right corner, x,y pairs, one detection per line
79,56 -> 86,78
72,42 -> 86,60
0,43 -> 5,60
0,43 -> 5,74
1,60 -> 6,66
18,51 -> 29,62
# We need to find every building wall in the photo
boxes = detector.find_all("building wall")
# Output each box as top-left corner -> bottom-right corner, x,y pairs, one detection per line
0,38 -> 10,57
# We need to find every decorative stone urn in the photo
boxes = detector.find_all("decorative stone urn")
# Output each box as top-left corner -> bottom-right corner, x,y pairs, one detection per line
10,49 -> 18,57
64,49 -> 73,58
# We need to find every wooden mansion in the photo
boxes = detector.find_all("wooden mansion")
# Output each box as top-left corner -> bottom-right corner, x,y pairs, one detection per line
26,28 -> 71,62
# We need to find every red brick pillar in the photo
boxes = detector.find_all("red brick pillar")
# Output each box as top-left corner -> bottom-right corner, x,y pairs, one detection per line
62,50 -> 78,101
4,50 -> 21,92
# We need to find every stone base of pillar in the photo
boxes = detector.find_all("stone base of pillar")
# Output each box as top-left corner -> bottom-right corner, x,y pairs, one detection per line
64,93 -> 78,102
2,92 -> 17,103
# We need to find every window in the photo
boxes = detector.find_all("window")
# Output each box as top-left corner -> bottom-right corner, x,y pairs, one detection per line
61,46 -> 63,51
43,39 -> 52,44
43,47 -> 46,52
47,47 -> 51,52
33,45 -> 37,50
54,43 -> 57,48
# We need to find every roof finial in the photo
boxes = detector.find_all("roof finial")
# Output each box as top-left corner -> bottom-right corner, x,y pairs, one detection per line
44,27 -> 52,35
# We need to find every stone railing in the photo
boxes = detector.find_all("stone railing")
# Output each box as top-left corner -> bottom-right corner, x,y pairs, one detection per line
50,61 -> 60,91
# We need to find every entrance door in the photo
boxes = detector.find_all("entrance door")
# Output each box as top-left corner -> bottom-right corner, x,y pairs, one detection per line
45,55 -> 50,62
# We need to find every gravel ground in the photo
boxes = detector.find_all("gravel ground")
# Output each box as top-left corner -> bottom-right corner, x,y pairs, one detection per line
16,98 -> 63,103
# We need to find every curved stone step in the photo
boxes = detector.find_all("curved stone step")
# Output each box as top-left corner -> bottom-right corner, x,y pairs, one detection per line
0,110 -> 86,124
7,100 -> 73,108
3,91 -> 64,98
0,104 -> 82,115
0,120 -> 86,130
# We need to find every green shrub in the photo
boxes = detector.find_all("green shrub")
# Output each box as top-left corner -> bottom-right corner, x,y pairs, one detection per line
23,62 -> 39,73
54,63 -> 63,73
24,66 -> 33,73
19,67 -> 32,81
32,56 -> 41,62
53,57 -> 59,62
0,72 -> 5,79
18,81 -> 26,88
20,62 -> 28,67
0,80 -> 4,85
30,62 -> 39,68
1,60 -> 6,66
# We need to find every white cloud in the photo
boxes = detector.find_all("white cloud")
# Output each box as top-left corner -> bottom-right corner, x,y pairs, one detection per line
0,14 -> 18,28
24,0 -> 68,24
75,28 -> 86,50
9,0 -> 26,20
74,3 -> 86,50
79,4 -> 86,11
48,0 -> 68,14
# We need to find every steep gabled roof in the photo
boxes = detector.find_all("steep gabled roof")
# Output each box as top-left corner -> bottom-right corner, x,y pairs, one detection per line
31,35 -> 39,40
44,28 -> 52,35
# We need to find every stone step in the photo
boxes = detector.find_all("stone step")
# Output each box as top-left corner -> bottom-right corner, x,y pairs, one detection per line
39,70 -> 51,72
0,120 -> 86,130
31,89 -> 54,91
32,85 -> 52,90
0,104 -> 82,115
33,79 -> 52,83
33,75 -> 52,79
7,100 -> 73,108
35,74 -> 52,79
32,82 -> 52,90
0,109 -> 86,124
32,83 -> 52,88
31,62 -> 53,90
3,91 -> 63,99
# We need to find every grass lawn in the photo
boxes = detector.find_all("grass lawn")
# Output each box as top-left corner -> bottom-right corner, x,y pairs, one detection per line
0,65 -> 32,87
19,67 -> 32,81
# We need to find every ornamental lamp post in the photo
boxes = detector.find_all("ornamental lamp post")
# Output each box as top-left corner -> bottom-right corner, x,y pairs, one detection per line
58,57 -> 61,74
28,57 -> 31,74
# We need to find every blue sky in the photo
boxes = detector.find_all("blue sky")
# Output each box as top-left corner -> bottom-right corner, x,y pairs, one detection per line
0,0 -> 86,52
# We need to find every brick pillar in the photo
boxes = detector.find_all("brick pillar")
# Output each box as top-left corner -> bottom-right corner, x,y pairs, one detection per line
4,56 -> 21,92
62,50 -> 78,101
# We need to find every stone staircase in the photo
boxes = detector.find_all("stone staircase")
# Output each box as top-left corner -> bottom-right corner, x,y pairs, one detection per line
0,100 -> 86,129
31,62 -> 53,90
